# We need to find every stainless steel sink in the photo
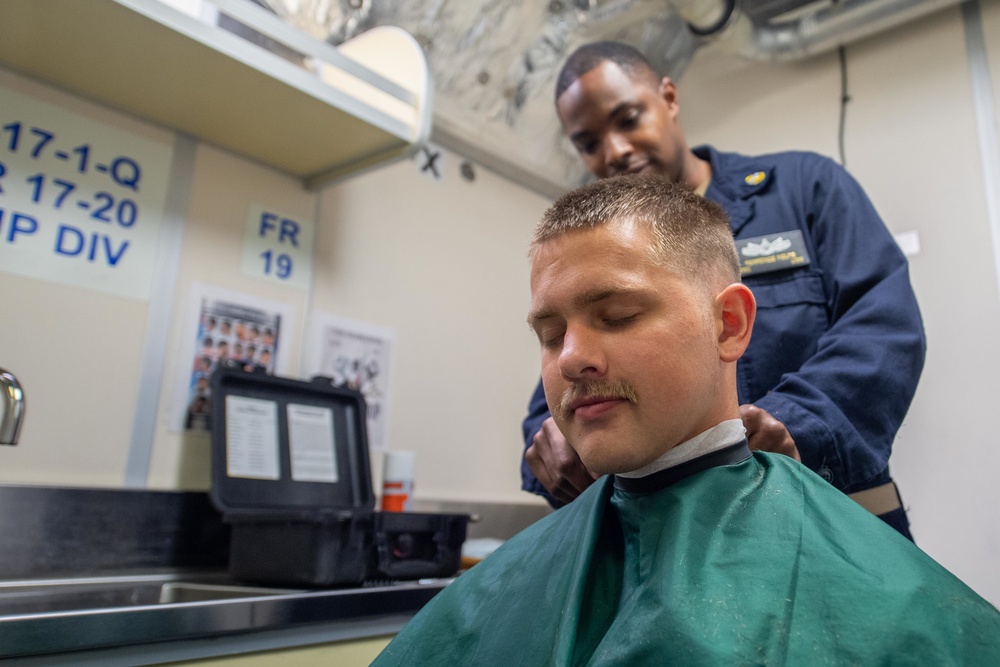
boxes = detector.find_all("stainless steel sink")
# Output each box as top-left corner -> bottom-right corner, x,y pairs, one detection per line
0,572 -> 300,617
0,571 -> 449,660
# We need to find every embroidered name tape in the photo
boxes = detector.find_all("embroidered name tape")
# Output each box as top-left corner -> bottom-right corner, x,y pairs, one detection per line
736,230 -> 811,276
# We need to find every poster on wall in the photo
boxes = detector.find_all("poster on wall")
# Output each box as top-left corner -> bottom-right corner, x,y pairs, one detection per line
302,312 -> 395,452
0,82 -> 174,301
173,283 -> 296,433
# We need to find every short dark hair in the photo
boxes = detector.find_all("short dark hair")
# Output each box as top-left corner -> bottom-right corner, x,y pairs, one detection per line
531,174 -> 740,284
555,41 -> 660,102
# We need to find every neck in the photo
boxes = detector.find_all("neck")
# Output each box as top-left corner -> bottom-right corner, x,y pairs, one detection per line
681,150 -> 712,192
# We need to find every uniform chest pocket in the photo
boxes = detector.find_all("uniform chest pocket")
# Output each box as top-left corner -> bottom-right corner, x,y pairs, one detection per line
738,270 -> 829,403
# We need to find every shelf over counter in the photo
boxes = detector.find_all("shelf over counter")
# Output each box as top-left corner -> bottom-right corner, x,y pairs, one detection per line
0,0 -> 433,189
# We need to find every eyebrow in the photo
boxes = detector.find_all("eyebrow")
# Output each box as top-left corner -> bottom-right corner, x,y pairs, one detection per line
527,286 -> 647,328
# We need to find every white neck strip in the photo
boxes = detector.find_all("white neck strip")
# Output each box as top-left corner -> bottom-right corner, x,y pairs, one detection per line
616,419 -> 747,479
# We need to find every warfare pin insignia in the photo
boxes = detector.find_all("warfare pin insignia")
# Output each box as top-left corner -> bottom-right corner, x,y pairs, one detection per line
735,230 -> 811,276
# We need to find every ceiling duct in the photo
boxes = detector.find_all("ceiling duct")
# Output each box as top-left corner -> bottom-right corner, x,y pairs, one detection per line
729,0 -> 966,61
260,0 -> 965,197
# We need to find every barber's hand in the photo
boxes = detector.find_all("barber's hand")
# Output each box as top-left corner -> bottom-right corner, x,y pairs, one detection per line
525,417 -> 599,505
740,404 -> 800,462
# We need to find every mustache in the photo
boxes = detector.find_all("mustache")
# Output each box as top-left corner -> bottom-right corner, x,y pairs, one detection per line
555,379 -> 639,420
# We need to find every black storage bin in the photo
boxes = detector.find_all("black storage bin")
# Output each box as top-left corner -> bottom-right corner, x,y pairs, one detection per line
226,510 -> 375,587
209,367 -> 469,588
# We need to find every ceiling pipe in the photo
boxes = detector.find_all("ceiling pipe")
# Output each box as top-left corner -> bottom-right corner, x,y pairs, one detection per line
676,0 -> 737,36
702,0 -> 967,61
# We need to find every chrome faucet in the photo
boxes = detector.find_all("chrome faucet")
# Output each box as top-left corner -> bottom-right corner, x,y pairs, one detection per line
0,368 -> 24,445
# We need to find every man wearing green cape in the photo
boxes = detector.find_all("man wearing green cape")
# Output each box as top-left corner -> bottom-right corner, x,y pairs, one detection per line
373,175 -> 1000,665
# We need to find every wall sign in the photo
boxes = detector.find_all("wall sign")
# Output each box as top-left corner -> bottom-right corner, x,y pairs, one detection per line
241,203 -> 314,291
0,84 -> 174,301
301,312 -> 395,452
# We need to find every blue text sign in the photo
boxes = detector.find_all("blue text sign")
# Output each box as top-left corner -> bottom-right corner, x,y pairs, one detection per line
0,84 -> 174,300
241,204 -> 314,290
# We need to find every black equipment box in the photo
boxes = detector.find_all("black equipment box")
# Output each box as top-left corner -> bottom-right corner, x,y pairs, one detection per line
209,367 -> 468,587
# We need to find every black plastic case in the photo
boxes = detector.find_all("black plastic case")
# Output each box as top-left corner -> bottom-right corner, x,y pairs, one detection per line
209,367 -> 468,587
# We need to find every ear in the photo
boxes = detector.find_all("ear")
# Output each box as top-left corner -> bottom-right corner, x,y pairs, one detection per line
715,283 -> 755,362
658,77 -> 679,116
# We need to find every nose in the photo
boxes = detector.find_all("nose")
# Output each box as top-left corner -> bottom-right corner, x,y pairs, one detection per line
603,133 -> 633,175
558,325 -> 607,380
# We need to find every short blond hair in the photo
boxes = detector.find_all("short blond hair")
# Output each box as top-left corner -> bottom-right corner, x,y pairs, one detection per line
531,174 -> 740,284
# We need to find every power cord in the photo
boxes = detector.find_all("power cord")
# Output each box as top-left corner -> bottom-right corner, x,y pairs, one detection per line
838,45 -> 850,166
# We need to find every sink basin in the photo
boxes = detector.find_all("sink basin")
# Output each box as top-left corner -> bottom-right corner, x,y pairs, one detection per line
0,572 -> 300,617
0,571 -> 449,660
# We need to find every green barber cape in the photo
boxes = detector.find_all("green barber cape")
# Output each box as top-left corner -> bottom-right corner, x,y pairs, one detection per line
374,447 -> 1000,666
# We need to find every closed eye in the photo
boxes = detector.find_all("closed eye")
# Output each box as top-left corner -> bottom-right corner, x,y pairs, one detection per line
540,333 -> 564,349
605,313 -> 639,328
534,324 -> 565,349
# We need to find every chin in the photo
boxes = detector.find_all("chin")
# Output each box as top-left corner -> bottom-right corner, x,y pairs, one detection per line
579,448 -> 647,477
637,163 -> 667,178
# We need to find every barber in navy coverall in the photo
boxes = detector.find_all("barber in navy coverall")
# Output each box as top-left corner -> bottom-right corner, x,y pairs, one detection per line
521,41 -> 926,539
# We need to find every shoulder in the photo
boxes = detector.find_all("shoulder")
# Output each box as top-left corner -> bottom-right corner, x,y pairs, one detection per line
698,147 -> 845,198
751,150 -> 845,182
705,146 -> 842,176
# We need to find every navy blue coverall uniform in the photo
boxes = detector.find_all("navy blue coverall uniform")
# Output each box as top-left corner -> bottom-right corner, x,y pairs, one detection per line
522,146 -> 927,538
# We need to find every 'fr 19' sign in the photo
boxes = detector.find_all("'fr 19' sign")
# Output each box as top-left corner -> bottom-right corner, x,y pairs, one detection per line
0,83 -> 174,301
241,204 -> 314,291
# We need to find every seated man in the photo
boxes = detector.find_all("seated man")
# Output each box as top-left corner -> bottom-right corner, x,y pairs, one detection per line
373,175 -> 1000,665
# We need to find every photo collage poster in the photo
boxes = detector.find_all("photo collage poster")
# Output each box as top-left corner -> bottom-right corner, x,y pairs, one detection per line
175,283 -> 295,433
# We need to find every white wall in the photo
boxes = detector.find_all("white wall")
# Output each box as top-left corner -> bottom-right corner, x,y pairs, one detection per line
681,0 -> 1000,605
311,159 -> 546,503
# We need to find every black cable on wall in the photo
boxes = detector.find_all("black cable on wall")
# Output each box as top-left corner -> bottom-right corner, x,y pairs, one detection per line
838,45 -> 850,166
